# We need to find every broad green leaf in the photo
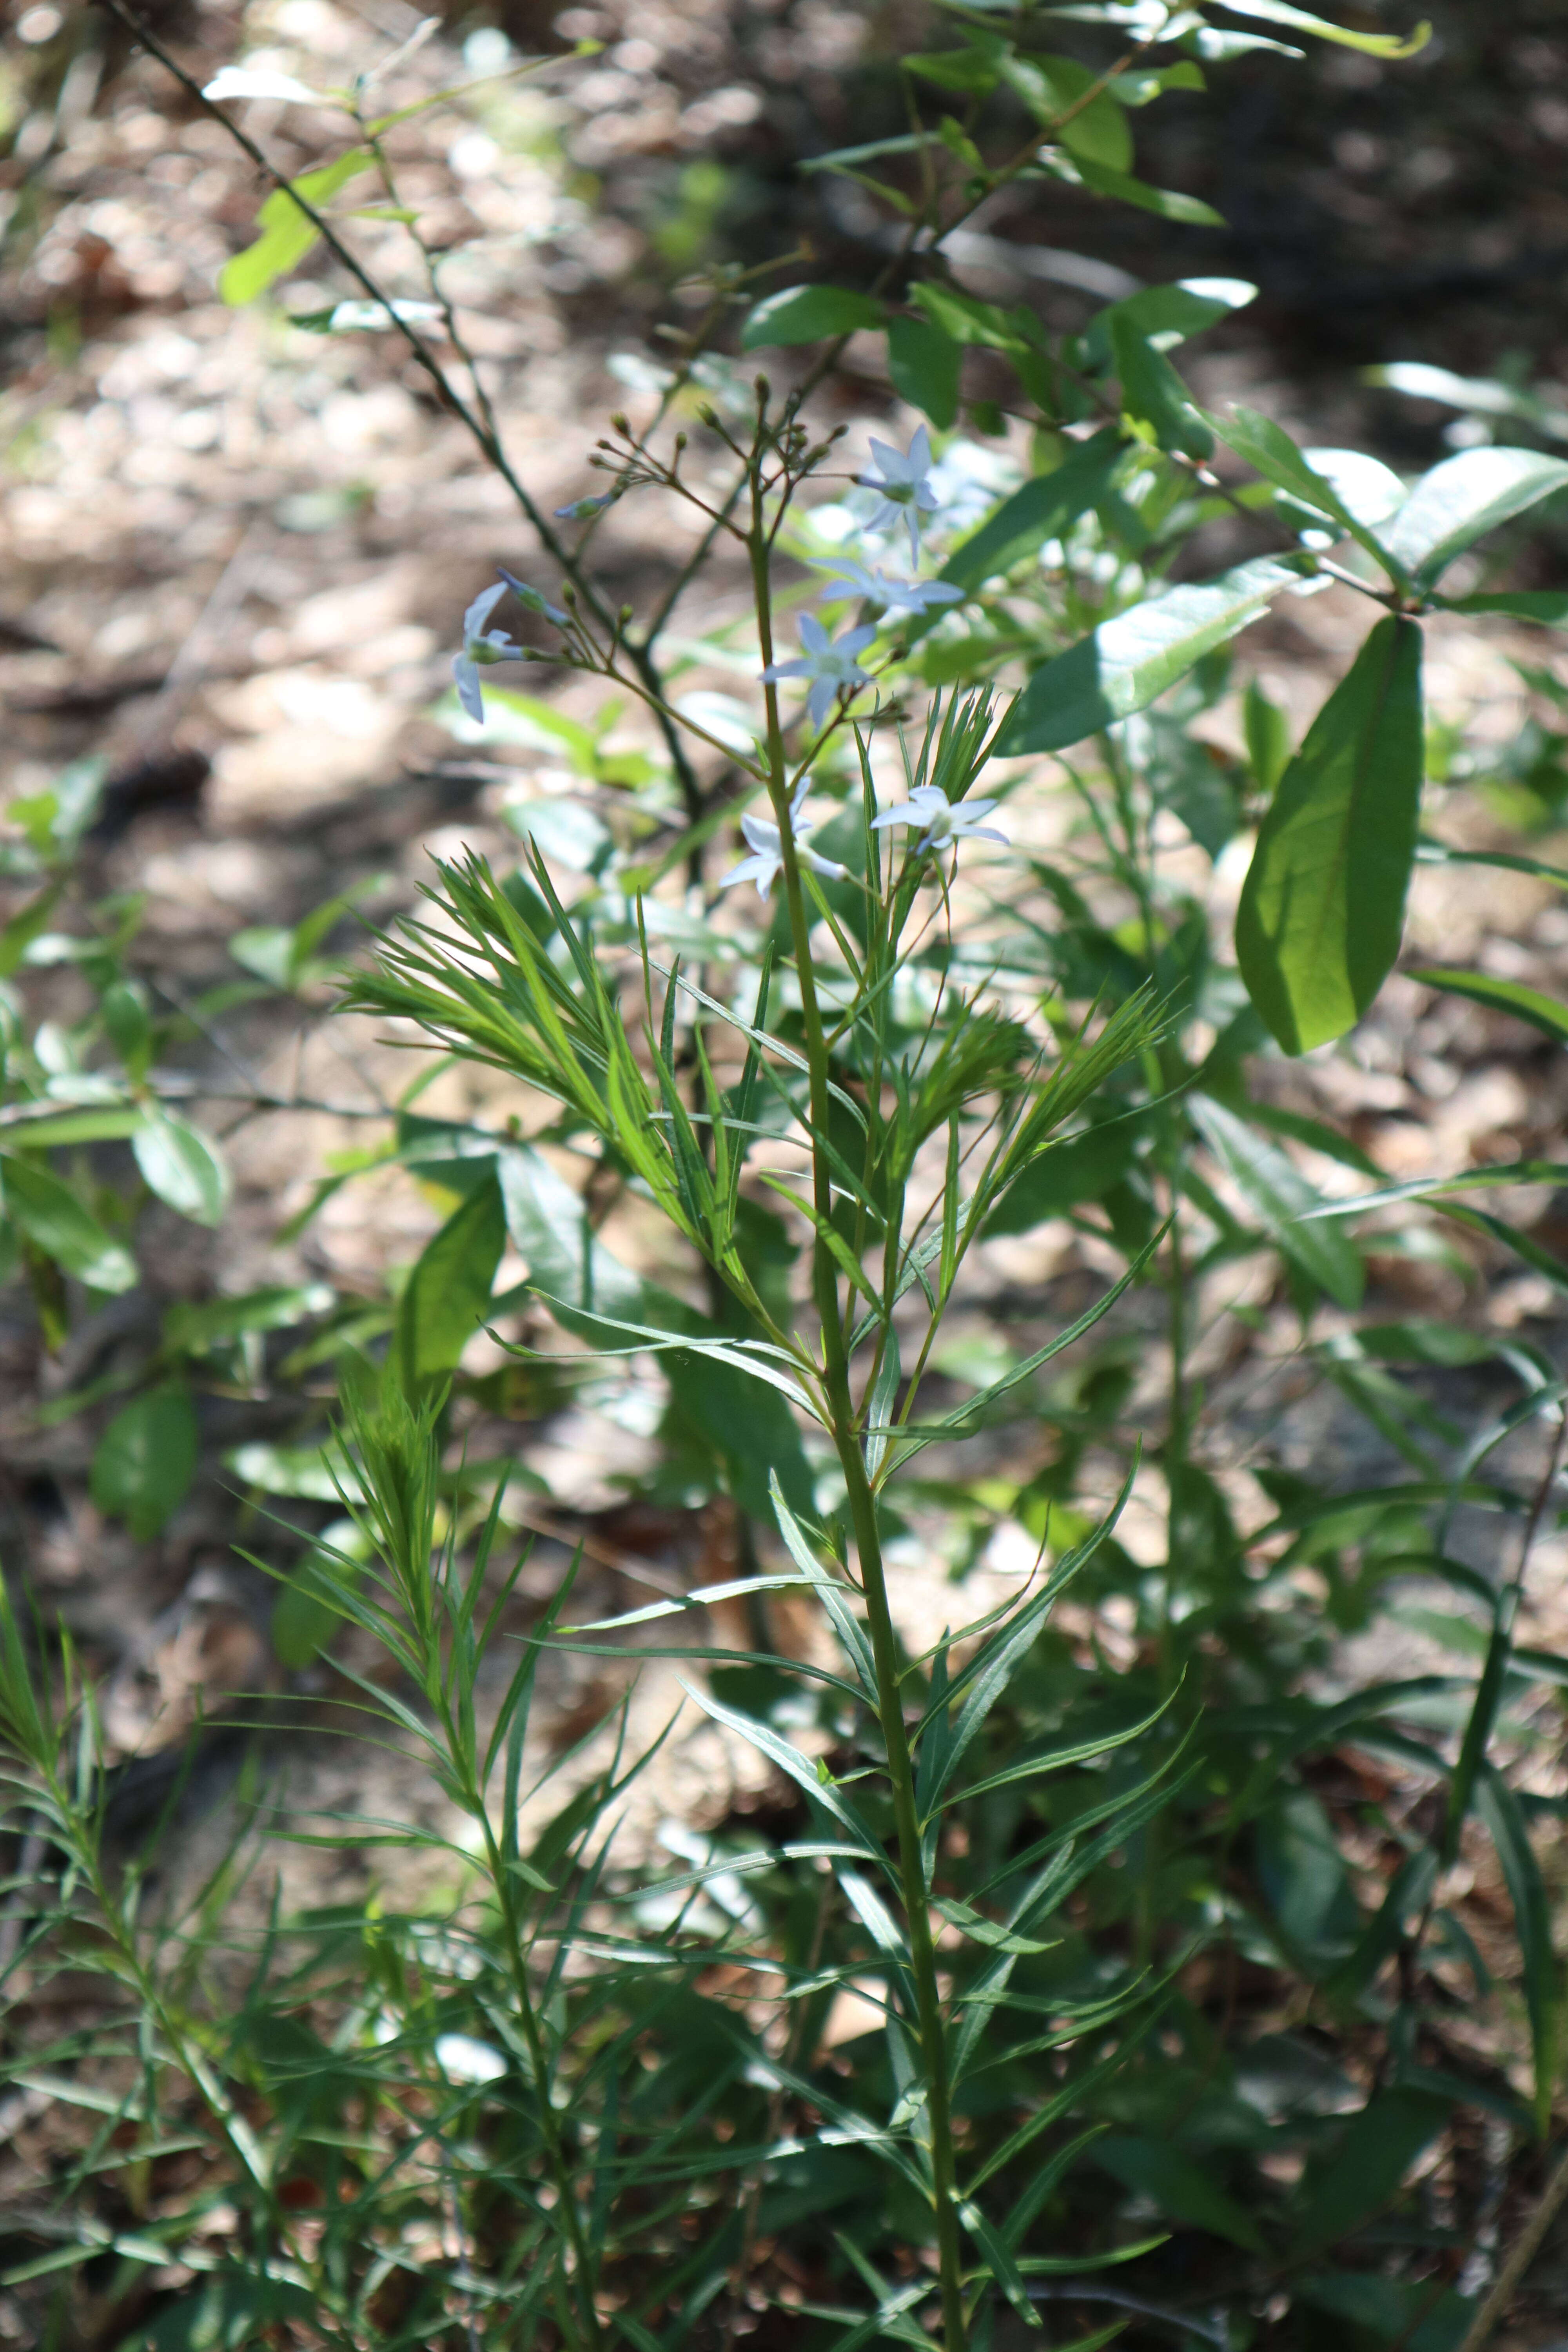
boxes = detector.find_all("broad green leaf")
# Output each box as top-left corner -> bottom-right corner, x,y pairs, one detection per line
1475,1766 -> 1559,2134
1109,317 -> 1211,457
1065,158 -> 1225,226
218,147 -> 375,306
996,555 -> 1303,755
90,1383 -> 198,1540
887,314 -> 961,430
1191,1098 -> 1363,1308
1408,966 -> 1568,1045
937,430 -> 1123,603
0,1152 -> 137,1292
1234,615 -> 1423,1053
133,1114 -> 232,1227
1003,53 -> 1131,169
740,284 -> 886,349
1380,447 -> 1568,586
1206,405 -> 1401,570
911,281 -> 1031,353
1289,2091 -> 1450,2254
1093,2136 -> 1263,2251
1215,0 -> 1430,55
396,1171 -> 506,1394
1084,277 -> 1255,370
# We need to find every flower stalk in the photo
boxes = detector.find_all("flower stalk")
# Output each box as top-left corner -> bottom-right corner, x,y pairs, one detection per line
748,450 -> 971,2352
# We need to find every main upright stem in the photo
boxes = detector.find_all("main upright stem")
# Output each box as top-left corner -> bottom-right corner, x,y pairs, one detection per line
748,475 -> 969,2352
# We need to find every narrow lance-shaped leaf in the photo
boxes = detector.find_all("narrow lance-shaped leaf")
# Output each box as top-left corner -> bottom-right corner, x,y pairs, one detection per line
219,147 -> 376,306
741,285 -> 886,348
1475,1764 -> 1559,2135
1215,0 -> 1430,56
1407,967 -> 1568,1046
0,1152 -> 138,1293
919,430 -> 1125,635
1235,615 -> 1423,1054
1191,1097 -> 1363,1308
996,557 -> 1308,755
1206,404 -> 1403,573
1380,447 -> 1568,586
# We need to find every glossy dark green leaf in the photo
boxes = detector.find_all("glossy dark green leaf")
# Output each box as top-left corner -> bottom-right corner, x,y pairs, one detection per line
1206,404 -> 1401,570
1407,966 -> 1568,1045
887,314 -> 961,430
937,431 -> 1123,603
1109,317 -> 1212,457
90,1382 -> 198,1540
396,1171 -> 506,1394
1066,158 -> 1225,225
1084,278 -> 1255,372
740,284 -> 886,348
996,556 -> 1301,755
1381,448 -> 1568,585
1235,616 -> 1423,1054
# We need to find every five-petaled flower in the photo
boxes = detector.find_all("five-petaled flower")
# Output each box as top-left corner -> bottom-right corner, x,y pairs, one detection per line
720,778 -> 847,902
452,577 -> 566,723
871,784 -> 1008,857
815,560 -> 963,621
760,615 -> 877,731
856,427 -> 942,559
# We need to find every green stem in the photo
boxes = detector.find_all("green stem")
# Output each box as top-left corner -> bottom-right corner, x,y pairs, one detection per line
748,477 -> 969,2352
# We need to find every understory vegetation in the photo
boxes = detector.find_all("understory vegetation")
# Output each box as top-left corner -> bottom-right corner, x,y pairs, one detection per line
6,2 -> 1568,2348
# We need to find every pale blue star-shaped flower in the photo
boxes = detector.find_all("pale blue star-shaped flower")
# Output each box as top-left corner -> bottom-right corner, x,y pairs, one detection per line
452,577 -> 567,723
856,426 -> 942,558
760,615 -> 877,730
871,784 -> 1008,856
719,778 -> 846,902
815,559 -> 963,620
